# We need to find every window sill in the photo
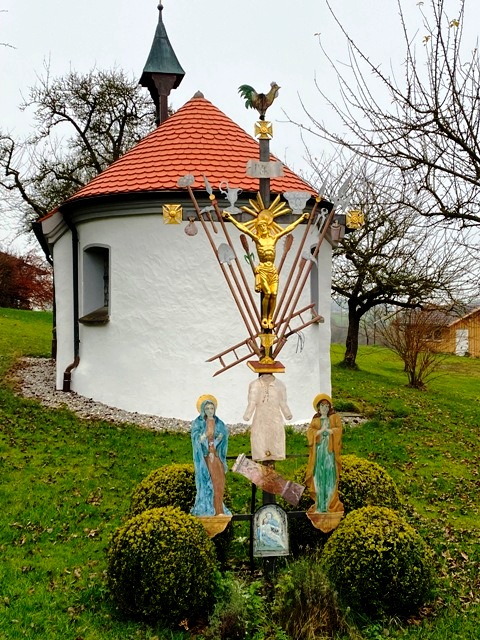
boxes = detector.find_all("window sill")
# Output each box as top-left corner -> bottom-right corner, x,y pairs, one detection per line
79,306 -> 110,325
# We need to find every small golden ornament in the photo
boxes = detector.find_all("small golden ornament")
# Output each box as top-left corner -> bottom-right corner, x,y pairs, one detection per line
163,204 -> 183,225
346,209 -> 365,229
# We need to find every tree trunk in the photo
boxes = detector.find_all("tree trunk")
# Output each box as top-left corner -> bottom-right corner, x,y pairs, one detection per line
343,304 -> 361,368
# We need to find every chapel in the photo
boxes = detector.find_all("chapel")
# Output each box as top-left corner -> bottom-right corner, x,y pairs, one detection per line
38,4 -> 339,423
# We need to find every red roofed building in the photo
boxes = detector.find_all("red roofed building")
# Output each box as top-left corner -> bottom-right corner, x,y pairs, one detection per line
65,91 -> 315,203
40,6 -> 336,423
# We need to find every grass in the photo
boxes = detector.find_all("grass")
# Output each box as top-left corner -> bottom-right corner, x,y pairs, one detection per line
0,308 -> 479,638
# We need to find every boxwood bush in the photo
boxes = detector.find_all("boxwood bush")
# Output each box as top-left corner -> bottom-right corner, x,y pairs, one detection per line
107,506 -> 217,625
321,506 -> 434,617
129,463 -> 233,564
283,455 -> 402,554
129,463 -> 196,516
339,454 -> 402,513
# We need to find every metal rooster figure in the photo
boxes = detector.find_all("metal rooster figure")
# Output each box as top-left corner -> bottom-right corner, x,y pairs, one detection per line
238,82 -> 280,120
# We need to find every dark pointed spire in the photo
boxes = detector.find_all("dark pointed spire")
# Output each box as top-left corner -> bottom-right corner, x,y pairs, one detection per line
139,3 -> 185,126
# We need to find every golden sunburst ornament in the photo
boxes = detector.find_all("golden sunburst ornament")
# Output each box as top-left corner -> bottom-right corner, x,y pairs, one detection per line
163,204 -> 183,224
240,193 -> 291,235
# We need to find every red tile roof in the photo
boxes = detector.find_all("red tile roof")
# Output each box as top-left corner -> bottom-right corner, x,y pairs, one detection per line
67,93 -> 315,203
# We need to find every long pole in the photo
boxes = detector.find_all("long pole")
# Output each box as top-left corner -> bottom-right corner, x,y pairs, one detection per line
211,198 -> 261,325
259,128 -> 270,209
272,205 -> 337,359
187,186 -> 260,346
273,199 -> 320,325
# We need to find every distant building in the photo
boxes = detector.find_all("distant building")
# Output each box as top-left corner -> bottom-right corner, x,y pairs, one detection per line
425,306 -> 480,357
388,305 -> 480,358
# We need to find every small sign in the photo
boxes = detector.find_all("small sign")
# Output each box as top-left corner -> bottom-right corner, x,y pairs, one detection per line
232,454 -> 304,506
253,504 -> 289,557
246,160 -> 284,179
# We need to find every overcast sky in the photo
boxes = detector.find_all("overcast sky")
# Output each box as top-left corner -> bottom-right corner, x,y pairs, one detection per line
0,0 -> 472,251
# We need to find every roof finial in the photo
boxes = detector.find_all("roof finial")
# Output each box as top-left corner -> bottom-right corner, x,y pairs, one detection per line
140,1 -> 185,126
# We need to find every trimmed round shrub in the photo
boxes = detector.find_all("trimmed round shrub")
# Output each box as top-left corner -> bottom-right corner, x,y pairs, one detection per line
107,506 -> 217,625
284,455 -> 402,554
321,506 -> 434,617
339,454 -> 402,513
129,463 -> 233,565
129,463 -> 196,516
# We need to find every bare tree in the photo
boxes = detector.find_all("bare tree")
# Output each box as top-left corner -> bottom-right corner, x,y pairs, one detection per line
359,305 -> 390,347
316,161 -> 474,368
0,66 -> 155,233
380,308 -> 449,388
299,0 -> 480,229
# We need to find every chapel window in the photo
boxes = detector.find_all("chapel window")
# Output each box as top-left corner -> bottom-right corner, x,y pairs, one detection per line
79,245 -> 110,324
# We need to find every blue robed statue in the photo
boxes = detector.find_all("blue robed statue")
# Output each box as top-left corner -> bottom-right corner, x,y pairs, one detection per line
191,395 -> 231,517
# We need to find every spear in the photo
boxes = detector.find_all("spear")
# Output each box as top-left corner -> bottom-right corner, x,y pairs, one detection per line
181,179 -> 261,350
272,202 -> 337,359
202,174 -> 218,233
210,197 -> 261,325
277,233 -> 294,276
273,199 -> 319,325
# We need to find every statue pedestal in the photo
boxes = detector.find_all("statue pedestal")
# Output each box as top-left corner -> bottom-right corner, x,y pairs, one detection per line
247,360 -> 285,374
306,507 -> 343,533
197,514 -> 232,538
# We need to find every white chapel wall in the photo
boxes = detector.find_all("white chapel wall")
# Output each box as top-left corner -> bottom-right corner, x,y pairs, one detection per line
55,211 -> 332,424
53,232 -> 75,391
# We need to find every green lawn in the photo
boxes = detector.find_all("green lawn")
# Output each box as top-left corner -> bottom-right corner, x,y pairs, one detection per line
0,308 -> 479,639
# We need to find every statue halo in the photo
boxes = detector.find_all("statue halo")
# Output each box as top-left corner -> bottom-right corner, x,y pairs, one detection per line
196,394 -> 218,414
313,393 -> 332,411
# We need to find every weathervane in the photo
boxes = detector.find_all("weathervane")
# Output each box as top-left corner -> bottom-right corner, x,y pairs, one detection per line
238,82 -> 280,120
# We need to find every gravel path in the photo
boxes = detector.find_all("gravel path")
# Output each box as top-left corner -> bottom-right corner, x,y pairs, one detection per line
11,357 -> 251,434
12,357 -> 364,433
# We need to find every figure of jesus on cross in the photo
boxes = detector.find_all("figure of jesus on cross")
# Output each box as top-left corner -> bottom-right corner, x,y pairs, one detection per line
223,198 -> 308,329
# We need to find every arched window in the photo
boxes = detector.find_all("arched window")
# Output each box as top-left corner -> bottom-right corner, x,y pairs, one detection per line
80,245 -> 110,324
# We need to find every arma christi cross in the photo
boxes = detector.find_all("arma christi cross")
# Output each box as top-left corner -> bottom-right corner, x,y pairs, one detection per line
178,82 -> 348,376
